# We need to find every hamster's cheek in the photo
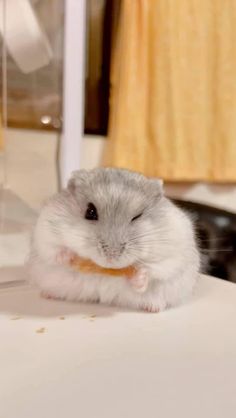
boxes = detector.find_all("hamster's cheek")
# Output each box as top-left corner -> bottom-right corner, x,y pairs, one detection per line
65,233 -> 107,266
63,225 -> 93,258
130,219 -> 154,259
72,238 -> 99,261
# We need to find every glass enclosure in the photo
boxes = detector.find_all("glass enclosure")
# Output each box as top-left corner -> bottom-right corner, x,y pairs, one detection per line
0,0 -> 109,274
0,0 -> 64,131
0,0 -> 64,274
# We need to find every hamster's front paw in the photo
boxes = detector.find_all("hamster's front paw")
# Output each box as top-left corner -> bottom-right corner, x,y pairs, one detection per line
141,303 -> 160,313
56,247 -> 76,266
41,290 -> 64,301
129,268 -> 149,293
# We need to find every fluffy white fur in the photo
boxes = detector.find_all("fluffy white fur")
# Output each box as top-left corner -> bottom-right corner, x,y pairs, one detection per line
27,168 -> 200,312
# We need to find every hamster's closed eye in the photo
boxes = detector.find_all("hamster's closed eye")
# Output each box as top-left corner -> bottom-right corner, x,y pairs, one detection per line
85,203 -> 98,221
131,213 -> 143,222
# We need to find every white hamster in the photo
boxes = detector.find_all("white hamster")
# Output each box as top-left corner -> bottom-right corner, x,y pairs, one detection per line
27,168 -> 200,312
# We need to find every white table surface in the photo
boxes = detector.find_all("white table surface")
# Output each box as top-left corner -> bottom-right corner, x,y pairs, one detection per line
0,274 -> 236,418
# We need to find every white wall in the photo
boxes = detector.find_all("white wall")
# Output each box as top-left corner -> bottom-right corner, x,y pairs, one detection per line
2,129 -> 236,213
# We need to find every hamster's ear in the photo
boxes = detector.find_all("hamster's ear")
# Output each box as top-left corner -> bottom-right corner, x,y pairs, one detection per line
148,178 -> 164,199
67,169 -> 89,193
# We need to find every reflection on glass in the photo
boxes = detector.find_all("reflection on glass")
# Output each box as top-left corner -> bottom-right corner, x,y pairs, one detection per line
0,0 -> 64,131
0,0 -> 64,273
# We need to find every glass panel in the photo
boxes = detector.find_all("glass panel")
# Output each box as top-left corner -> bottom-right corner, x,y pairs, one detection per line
0,0 -> 64,277
0,0 -> 64,131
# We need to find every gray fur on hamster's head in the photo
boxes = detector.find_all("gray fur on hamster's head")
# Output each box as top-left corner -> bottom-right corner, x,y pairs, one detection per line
66,168 -> 164,268
68,167 -> 163,201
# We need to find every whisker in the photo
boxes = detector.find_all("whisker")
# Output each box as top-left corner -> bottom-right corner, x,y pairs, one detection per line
201,248 -> 234,253
197,237 -> 231,243
129,236 -> 171,243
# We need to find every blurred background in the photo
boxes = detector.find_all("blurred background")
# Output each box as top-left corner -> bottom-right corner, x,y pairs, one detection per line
0,0 -> 236,282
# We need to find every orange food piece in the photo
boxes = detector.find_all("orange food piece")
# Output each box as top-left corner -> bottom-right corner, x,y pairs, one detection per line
70,255 -> 136,278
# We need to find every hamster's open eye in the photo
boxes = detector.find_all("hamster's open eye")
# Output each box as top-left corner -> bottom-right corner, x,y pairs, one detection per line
131,213 -> 143,222
85,203 -> 98,221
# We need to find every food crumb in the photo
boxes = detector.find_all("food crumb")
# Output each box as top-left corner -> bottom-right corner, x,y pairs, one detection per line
36,327 -> 46,334
59,316 -> 65,320
82,314 -> 97,321
10,316 -> 21,320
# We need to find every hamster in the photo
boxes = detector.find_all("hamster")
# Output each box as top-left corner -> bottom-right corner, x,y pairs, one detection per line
27,168 -> 200,312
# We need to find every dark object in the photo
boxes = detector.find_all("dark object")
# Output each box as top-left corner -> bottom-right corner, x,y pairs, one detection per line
84,0 -> 117,135
172,199 -> 236,283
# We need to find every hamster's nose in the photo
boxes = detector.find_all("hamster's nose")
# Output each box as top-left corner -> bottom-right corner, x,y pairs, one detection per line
100,241 -> 126,258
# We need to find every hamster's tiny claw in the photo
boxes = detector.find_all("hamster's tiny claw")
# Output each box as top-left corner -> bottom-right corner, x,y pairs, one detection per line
41,290 -> 54,300
56,247 -> 76,265
41,290 -> 65,301
142,303 -> 160,313
129,268 -> 149,293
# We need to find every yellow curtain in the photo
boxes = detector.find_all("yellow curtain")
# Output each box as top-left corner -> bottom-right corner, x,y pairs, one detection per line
104,0 -> 236,181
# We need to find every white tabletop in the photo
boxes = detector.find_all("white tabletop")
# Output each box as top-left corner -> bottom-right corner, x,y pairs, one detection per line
0,274 -> 236,418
